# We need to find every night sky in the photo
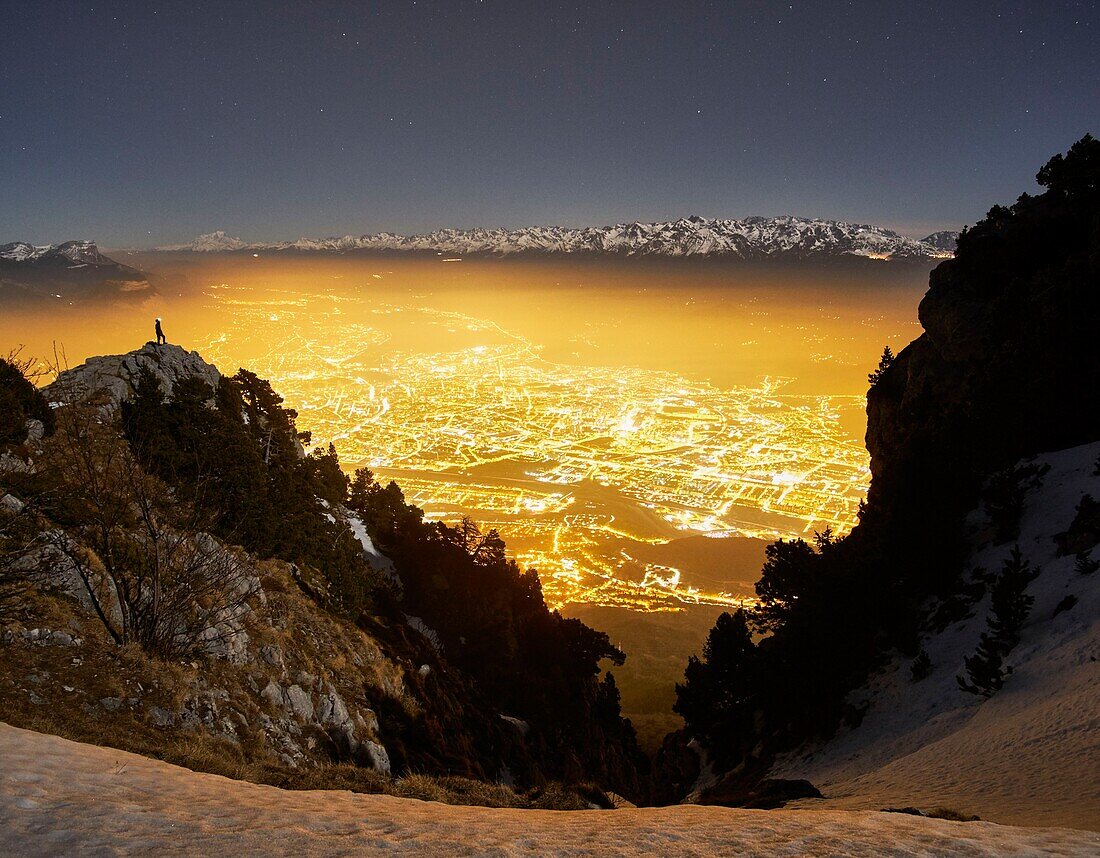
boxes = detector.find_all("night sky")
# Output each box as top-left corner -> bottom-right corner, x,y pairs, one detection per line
3,1 -> 1097,247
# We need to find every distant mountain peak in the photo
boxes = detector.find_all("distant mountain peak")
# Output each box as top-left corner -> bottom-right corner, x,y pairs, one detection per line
158,217 -> 957,261
920,230 -> 961,252
0,239 -> 150,302
0,239 -> 114,267
157,231 -> 248,252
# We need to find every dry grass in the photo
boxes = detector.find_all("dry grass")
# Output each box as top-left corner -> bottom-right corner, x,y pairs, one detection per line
1,555 -> 614,813
883,806 -> 982,823
1,631 -> 610,812
5,701 -> 606,809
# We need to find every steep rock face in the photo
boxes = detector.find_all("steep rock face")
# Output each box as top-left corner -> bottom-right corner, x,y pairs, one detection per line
651,142 -> 1099,808
44,343 -> 221,406
864,181 -> 1100,583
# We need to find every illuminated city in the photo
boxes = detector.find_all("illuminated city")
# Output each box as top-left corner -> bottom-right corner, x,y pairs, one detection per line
196,283 -> 870,611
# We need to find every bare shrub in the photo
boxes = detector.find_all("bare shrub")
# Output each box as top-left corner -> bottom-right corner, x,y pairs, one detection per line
38,396 -> 256,659
0,494 -> 37,623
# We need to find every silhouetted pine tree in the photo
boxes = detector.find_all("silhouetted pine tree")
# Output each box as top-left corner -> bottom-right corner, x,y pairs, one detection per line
958,546 -> 1036,696
957,635 -> 1006,697
305,442 -> 349,504
910,649 -> 932,682
983,463 -> 1048,545
674,609 -> 756,756
0,354 -> 55,446
987,546 -> 1037,647
867,346 -> 895,387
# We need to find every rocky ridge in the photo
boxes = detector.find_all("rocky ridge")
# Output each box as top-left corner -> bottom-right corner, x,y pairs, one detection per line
864,142 -> 1100,573
654,136 -> 1100,820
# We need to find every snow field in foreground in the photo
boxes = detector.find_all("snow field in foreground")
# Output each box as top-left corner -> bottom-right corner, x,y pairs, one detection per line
1,723 -> 1097,857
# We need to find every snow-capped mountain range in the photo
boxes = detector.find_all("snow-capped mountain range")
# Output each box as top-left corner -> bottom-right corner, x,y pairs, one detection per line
0,240 -> 150,302
158,217 -> 959,261
0,240 -> 120,268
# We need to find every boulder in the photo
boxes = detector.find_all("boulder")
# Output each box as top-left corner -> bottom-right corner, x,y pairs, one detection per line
259,645 -> 284,669
699,775 -> 823,809
284,684 -> 314,721
362,740 -> 391,776
46,631 -> 74,647
316,685 -> 351,727
23,419 -> 45,443
149,706 -> 176,727
261,681 -> 283,710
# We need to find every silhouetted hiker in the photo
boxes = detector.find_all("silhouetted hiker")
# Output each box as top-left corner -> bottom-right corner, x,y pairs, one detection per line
155,317 -> 167,345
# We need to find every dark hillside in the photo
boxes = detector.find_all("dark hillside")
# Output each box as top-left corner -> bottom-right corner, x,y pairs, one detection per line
661,135 -> 1100,803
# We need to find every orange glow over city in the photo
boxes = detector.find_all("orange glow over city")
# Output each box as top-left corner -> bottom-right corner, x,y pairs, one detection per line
2,255 -> 927,610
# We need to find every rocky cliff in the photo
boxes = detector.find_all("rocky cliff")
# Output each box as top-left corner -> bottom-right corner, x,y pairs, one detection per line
864,134 -> 1100,585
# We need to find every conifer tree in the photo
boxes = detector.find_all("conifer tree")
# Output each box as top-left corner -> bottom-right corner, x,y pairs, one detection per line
957,635 -> 1006,697
910,648 -> 932,682
0,353 -> 55,446
1075,551 -> 1099,576
675,609 -> 756,751
867,346 -> 895,387
988,546 -> 1037,648
958,546 -> 1037,696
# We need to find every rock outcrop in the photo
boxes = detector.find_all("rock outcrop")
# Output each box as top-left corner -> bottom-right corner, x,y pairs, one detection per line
45,343 -> 221,406
3,340 -> 649,801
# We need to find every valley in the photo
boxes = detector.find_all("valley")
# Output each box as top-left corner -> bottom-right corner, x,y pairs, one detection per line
2,255 -> 927,614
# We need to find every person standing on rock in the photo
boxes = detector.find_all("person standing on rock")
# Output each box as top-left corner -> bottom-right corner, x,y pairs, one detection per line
155,317 -> 167,345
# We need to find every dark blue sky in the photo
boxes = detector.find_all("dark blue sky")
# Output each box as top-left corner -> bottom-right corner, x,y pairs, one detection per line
3,0 -> 1097,246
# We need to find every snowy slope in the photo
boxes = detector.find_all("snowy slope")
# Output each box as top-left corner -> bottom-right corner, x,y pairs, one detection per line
773,441 -> 1100,830
1,724 -> 1096,856
157,217 -> 955,261
921,230 -> 960,252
